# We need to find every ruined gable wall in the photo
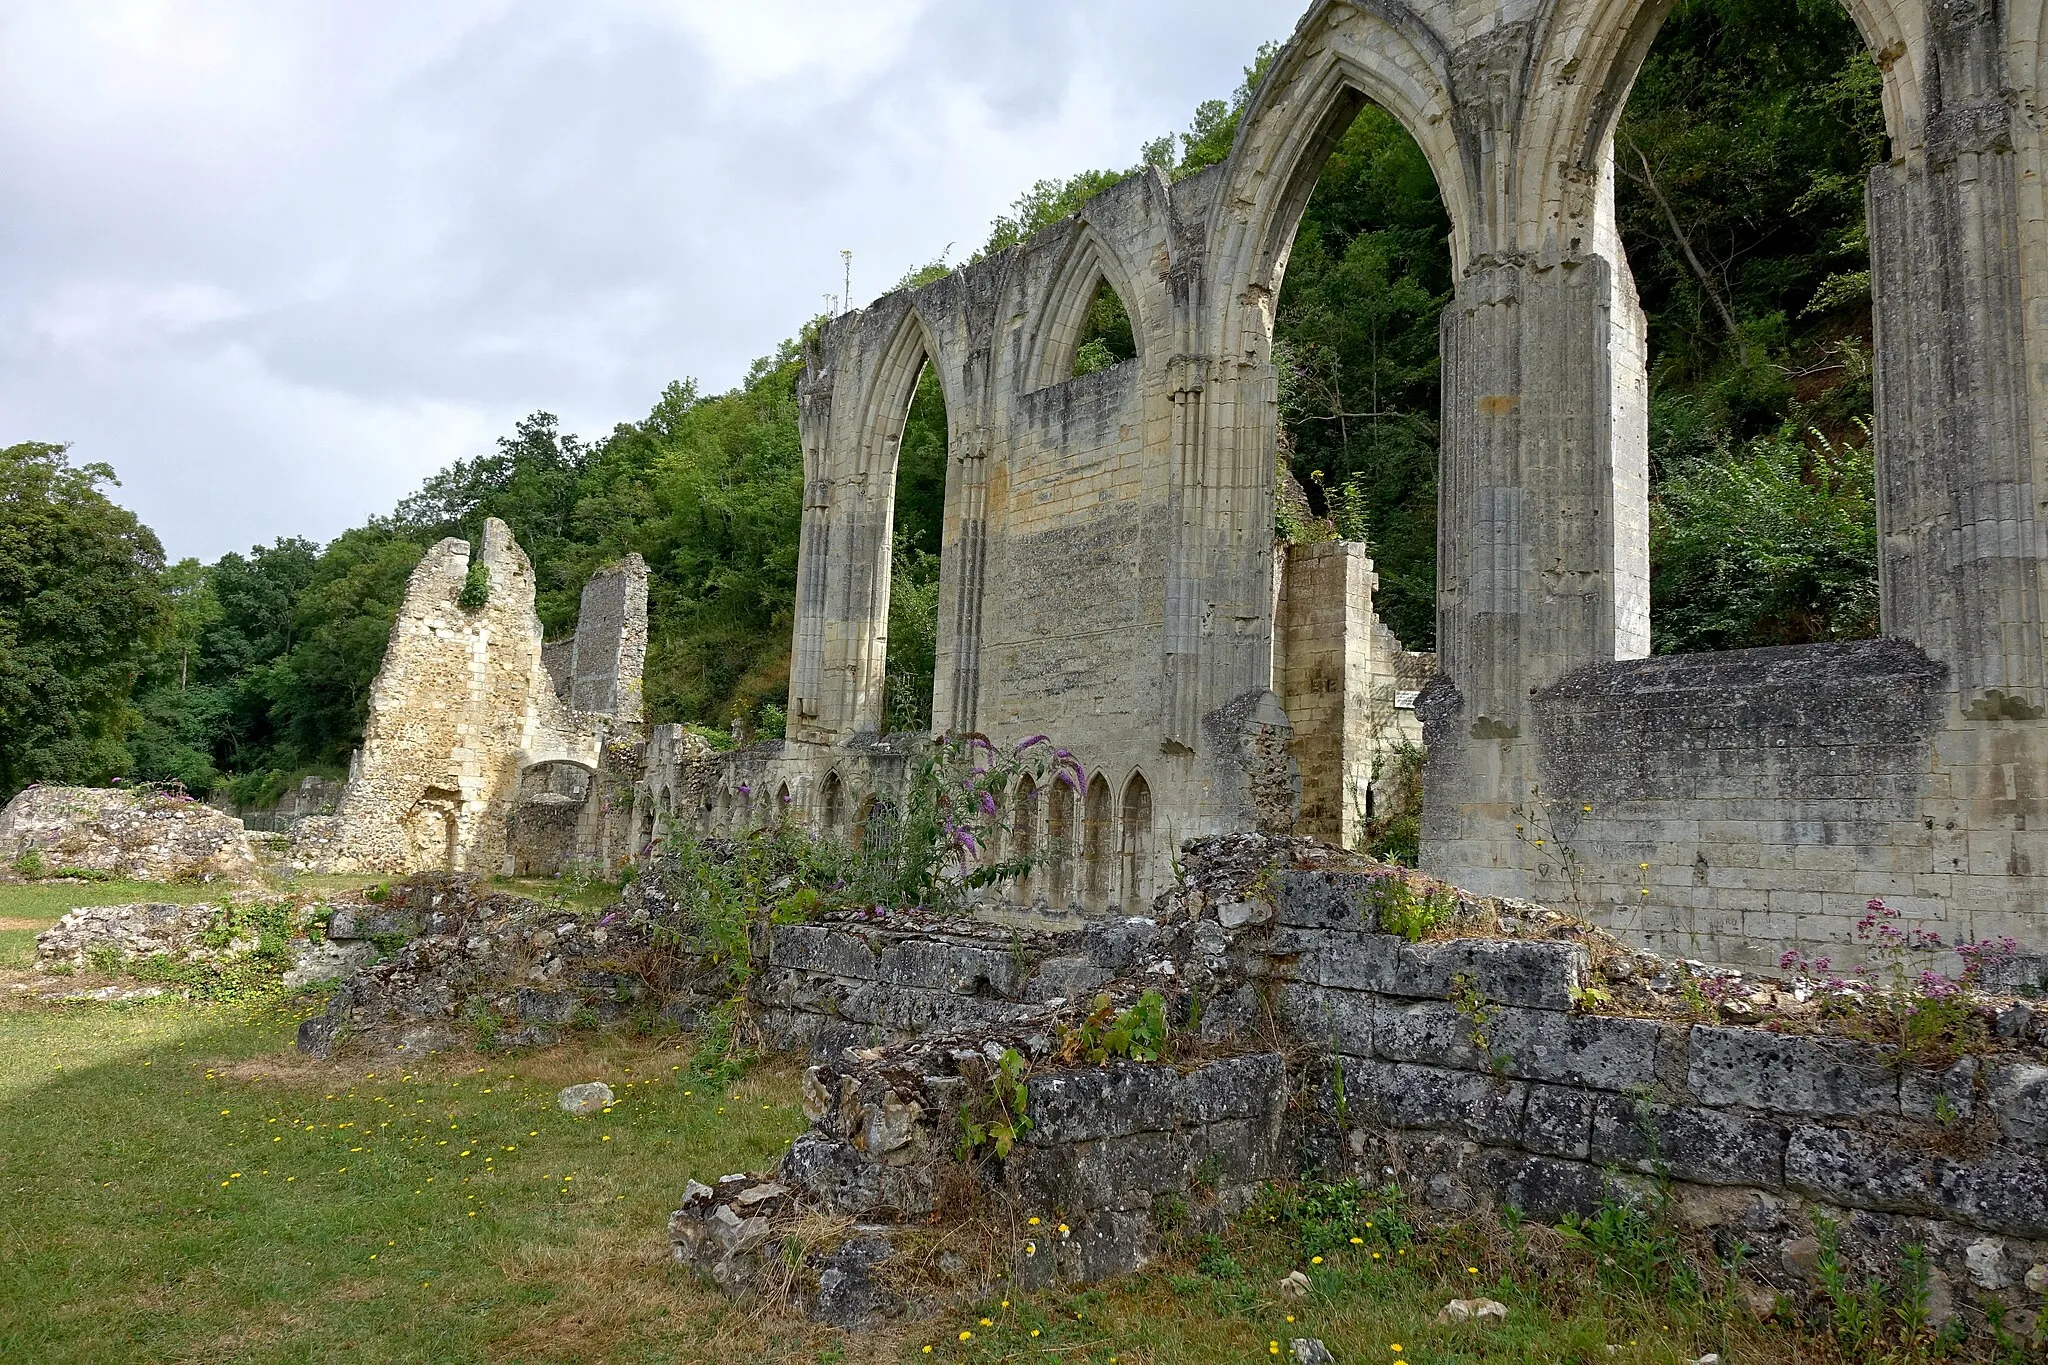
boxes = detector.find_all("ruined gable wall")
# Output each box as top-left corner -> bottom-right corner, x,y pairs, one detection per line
319,519 -> 602,875
568,554 -> 648,719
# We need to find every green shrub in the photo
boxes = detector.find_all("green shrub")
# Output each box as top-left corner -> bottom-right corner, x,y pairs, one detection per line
457,560 -> 490,611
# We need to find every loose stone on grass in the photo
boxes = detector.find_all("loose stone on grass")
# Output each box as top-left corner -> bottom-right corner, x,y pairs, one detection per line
557,1082 -> 613,1116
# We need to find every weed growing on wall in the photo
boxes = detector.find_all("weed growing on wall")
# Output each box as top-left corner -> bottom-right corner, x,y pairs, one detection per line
956,1046 -> 1032,1159
836,734 -> 1081,915
457,560 -> 490,611
1365,873 -> 1453,942
1056,991 -> 1170,1065
127,899 -> 307,1004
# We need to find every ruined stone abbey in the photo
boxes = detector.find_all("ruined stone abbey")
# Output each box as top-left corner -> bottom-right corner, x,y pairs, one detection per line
299,0 -> 2048,983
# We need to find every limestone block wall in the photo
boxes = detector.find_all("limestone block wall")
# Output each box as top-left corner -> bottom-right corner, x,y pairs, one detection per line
681,863 -> 2048,1325
1420,640 -> 2048,979
1277,541 -> 1428,847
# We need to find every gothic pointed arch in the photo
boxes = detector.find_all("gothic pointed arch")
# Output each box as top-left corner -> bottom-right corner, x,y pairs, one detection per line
857,301 -> 949,482
1024,221 -> 1150,392
1206,2 -> 1474,361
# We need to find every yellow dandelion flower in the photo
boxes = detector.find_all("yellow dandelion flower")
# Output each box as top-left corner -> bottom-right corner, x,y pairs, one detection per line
979,1318 -> 992,1326
1028,1216 -> 1040,1225
958,1330 -> 972,1342
1311,1256 -> 1323,1264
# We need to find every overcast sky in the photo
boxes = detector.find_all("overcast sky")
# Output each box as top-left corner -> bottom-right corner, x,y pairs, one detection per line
0,0 -> 1306,562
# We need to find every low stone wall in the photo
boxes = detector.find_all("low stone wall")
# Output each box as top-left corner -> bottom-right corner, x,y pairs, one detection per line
750,912 -> 1171,1058
1,786 -> 259,882
295,872 -> 725,1058
674,837 -> 2048,1335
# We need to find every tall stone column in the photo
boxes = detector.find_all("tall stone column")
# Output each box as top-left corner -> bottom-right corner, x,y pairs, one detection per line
1868,9 -> 2044,715
1437,251 -> 1651,732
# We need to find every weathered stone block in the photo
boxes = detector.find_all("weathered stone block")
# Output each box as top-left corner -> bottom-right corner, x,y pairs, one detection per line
1374,1001 -> 1660,1091
1271,870 -> 1382,931
1007,1129 -> 1193,1212
1935,1152 -> 2048,1239
768,924 -> 877,980
874,937 -> 1019,996
1486,1152 -> 1619,1220
1390,938 -> 1589,1011
1687,1026 -> 1898,1118
1177,1053 -> 1286,1126
1025,1063 -> 1184,1145
1520,1083 -> 1594,1159
1989,1063 -> 2048,1150
1275,984 -> 1374,1058
1366,1061 -> 1526,1145
1785,1125 -> 1935,1215
1591,1096 -> 1786,1187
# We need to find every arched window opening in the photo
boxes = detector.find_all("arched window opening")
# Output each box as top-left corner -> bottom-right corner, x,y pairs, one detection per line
883,354 -> 947,734
1013,775 -> 1039,903
1217,71 -> 1453,864
1119,773 -> 1154,912
1265,101 -> 1455,654
1619,0 -> 1885,655
1070,276 -> 1137,378
1047,778 -> 1074,908
1082,774 -> 1112,914
821,772 -> 846,840
776,783 -> 791,824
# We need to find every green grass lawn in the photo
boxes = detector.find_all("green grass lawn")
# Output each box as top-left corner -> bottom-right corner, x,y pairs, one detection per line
0,997 -> 831,1363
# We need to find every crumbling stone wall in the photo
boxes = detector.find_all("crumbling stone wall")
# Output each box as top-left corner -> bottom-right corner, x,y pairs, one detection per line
0,786 -> 258,882
1277,541 -> 1428,846
294,871 -> 724,1058
674,836 -> 2048,1332
297,520 -> 648,877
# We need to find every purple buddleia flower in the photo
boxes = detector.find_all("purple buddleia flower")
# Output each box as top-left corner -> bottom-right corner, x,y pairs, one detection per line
1014,735 -> 1049,755
980,792 -> 998,817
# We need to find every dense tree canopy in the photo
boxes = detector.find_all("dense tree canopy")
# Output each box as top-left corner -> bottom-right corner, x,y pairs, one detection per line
0,443 -> 169,794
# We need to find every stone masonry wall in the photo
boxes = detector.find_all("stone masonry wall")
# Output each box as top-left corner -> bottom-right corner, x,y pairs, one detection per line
1423,638 -> 2048,982
677,839 -> 2048,1332
300,519 -> 646,878
1277,541 -> 1427,847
